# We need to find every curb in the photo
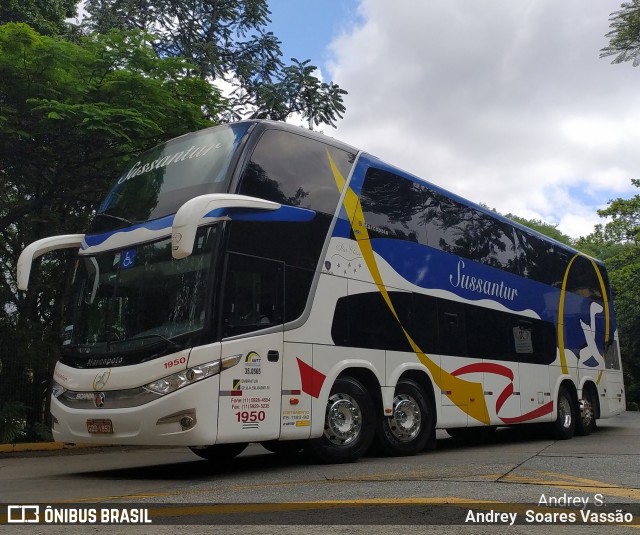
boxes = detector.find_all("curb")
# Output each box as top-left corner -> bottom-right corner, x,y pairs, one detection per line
0,442 -> 105,454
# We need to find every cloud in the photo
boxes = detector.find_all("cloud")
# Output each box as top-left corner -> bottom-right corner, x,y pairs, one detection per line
328,0 -> 640,238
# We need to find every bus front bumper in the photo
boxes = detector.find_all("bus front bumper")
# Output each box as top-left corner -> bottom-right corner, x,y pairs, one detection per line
50,382 -> 220,447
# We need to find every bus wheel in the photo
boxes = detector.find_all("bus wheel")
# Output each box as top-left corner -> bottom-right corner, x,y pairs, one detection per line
189,443 -> 248,461
550,386 -> 575,440
575,388 -> 597,436
374,379 -> 433,456
307,377 -> 375,464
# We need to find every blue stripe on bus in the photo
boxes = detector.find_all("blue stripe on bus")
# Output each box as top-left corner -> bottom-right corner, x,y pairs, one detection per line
84,214 -> 175,247
204,205 -> 316,222
85,205 -> 316,247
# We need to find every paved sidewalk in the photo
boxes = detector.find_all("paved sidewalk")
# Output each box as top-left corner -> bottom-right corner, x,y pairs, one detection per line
0,442 -> 103,454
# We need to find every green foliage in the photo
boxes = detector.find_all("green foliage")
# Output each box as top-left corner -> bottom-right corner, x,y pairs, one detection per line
82,0 -> 347,127
0,0 -> 79,36
0,22 -> 224,441
601,0 -> 640,66
0,402 -> 27,444
0,402 -> 53,443
595,179 -> 640,245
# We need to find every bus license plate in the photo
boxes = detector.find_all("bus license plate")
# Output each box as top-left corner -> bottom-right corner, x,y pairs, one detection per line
87,419 -> 113,434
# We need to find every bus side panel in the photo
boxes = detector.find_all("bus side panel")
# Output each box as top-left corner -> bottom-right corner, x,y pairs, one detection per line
280,342 -> 313,439
483,359 -> 521,424
519,362 -> 552,423
216,332 -> 283,444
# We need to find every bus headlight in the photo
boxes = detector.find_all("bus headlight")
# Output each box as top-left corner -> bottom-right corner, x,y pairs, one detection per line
145,360 -> 221,395
51,382 -> 67,398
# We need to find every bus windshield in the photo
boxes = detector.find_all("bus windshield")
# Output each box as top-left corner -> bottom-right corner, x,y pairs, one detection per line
62,227 -> 217,354
93,123 -> 251,231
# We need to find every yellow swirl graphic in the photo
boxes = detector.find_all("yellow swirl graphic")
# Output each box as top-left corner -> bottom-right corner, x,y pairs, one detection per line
557,254 -> 610,376
328,152 -> 489,424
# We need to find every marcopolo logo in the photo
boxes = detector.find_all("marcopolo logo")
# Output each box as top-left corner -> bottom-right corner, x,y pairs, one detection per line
93,369 -> 111,390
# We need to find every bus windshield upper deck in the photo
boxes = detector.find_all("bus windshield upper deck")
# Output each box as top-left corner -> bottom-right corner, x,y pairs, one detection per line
92,123 -> 250,233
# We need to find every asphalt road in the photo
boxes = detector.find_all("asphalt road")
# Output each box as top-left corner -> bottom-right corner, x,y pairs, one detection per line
1,412 -> 639,534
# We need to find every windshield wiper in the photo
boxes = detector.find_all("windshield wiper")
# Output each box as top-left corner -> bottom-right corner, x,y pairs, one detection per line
128,333 -> 181,349
94,213 -> 141,226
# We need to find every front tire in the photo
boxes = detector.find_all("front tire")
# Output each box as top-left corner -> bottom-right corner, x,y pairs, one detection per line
307,377 -> 375,464
373,379 -> 434,456
550,386 -> 576,440
189,442 -> 248,461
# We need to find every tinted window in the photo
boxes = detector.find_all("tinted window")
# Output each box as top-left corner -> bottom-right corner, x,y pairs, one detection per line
438,300 -> 468,356
472,211 -> 519,273
564,254 -> 604,301
410,293 -> 440,353
360,169 -> 428,242
332,292 -> 412,351
238,129 -> 354,215
331,291 -> 556,364
467,308 -> 556,364
515,229 -> 571,287
222,253 -> 284,337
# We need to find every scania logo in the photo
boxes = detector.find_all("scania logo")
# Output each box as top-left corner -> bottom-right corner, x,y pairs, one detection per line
93,369 -> 111,390
94,392 -> 106,408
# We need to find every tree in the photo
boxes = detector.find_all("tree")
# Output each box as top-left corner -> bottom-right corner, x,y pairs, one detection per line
82,0 -> 347,127
0,0 -> 79,36
594,179 -> 640,245
601,0 -> 640,66
0,22 -> 223,437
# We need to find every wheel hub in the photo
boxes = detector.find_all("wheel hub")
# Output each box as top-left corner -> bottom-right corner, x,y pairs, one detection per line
580,398 -> 593,426
324,393 -> 361,446
389,394 -> 421,442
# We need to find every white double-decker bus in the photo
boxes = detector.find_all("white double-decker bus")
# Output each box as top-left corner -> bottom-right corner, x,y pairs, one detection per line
18,121 -> 625,463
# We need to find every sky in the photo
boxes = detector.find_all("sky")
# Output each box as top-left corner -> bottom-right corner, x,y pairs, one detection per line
267,0 -> 640,239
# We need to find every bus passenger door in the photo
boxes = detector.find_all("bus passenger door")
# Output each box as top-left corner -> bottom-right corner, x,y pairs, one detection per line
216,253 -> 285,444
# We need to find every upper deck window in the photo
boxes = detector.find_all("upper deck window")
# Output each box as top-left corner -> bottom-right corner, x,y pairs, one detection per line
237,129 -> 354,215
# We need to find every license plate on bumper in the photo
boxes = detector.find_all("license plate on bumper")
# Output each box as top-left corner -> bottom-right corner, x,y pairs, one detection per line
87,419 -> 113,434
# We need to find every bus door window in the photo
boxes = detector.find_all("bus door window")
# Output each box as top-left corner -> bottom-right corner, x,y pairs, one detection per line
222,253 -> 284,337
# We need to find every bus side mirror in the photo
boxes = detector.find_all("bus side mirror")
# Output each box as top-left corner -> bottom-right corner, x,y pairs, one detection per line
171,194 -> 280,260
17,234 -> 85,291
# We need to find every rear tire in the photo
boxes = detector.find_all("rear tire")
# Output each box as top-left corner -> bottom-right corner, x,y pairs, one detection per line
550,386 -> 575,440
575,387 -> 598,436
307,377 -> 375,464
373,379 -> 433,456
189,442 -> 248,461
